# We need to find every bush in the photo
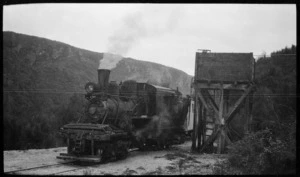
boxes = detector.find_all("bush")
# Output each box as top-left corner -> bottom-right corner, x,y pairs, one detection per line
213,127 -> 296,175
213,159 -> 243,175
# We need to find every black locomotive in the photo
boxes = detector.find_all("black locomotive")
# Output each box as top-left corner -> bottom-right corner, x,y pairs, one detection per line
57,69 -> 189,162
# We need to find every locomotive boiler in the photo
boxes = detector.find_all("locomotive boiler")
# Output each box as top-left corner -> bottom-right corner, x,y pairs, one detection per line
57,69 -> 189,163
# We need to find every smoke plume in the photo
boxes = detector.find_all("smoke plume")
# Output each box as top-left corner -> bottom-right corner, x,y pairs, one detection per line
106,5 -> 183,56
98,53 -> 123,70
134,96 -> 190,146
135,108 -> 173,144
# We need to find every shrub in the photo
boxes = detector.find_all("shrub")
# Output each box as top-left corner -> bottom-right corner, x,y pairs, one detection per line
214,128 -> 296,175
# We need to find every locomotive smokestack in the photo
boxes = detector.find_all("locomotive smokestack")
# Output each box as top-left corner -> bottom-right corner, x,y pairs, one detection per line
97,53 -> 122,91
98,69 -> 110,91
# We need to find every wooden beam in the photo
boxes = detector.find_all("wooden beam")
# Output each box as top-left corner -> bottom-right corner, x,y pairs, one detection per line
195,79 -> 252,85
197,91 -> 209,110
191,95 -> 198,151
223,90 -> 230,147
245,95 -> 250,134
201,90 -> 217,123
218,87 -> 224,124
201,89 -> 219,114
196,83 -> 249,90
198,90 -> 217,124
224,90 -> 230,113
217,87 -> 225,153
199,127 -> 221,153
225,85 -> 254,124
225,131 -> 232,145
202,108 -> 207,146
197,103 -> 203,150
249,91 -> 254,132
220,128 -> 227,151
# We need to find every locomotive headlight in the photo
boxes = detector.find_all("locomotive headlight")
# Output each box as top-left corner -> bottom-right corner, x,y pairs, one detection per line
85,82 -> 96,93
88,85 -> 94,92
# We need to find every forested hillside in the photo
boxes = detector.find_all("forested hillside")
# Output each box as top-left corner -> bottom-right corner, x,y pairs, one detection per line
252,45 -> 296,131
3,31 -> 192,150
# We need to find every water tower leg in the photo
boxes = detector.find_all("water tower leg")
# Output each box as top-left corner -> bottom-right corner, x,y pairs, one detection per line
192,91 -> 199,151
217,87 -> 225,154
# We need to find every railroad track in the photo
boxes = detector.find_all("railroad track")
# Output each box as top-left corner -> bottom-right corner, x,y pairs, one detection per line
49,163 -> 101,175
5,161 -> 76,175
5,148 -> 140,175
51,148 -> 140,175
5,160 -> 106,175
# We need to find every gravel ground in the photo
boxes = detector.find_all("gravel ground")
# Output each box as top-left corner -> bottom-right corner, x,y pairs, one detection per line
4,141 -> 228,175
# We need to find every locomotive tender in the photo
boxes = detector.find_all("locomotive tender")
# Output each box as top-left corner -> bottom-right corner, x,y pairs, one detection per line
57,69 -> 189,162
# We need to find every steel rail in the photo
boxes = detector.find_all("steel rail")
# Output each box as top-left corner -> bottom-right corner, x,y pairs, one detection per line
50,164 -> 100,175
6,148 -> 140,175
51,149 -> 140,175
5,161 -> 75,174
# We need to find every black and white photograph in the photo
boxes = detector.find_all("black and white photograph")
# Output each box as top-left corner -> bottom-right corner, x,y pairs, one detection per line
3,3 -> 296,175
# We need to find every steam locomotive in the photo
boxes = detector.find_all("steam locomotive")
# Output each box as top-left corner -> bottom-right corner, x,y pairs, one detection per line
57,69 -> 189,163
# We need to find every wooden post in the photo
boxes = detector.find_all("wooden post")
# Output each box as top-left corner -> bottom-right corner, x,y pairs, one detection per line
191,105 -> 196,150
213,89 -> 218,152
192,92 -> 199,151
192,52 -> 198,151
202,107 -> 207,146
245,94 -> 250,134
248,91 -> 254,132
223,90 -> 229,149
217,85 -> 225,154
197,103 -> 203,151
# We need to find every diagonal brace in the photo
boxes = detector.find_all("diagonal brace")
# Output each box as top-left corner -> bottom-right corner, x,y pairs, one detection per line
224,129 -> 232,145
201,89 -> 219,114
225,85 -> 254,124
197,91 -> 209,110
199,127 -> 221,153
197,91 -> 216,123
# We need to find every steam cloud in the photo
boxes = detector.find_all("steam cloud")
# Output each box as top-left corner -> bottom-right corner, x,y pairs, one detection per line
134,96 -> 190,147
98,53 -> 123,70
106,5 -> 183,56
135,109 -> 173,145
99,6 -> 183,70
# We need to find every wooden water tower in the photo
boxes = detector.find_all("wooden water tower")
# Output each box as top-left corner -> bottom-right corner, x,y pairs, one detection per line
191,49 -> 255,153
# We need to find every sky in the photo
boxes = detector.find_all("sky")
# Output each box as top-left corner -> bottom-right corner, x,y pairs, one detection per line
3,4 -> 296,75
